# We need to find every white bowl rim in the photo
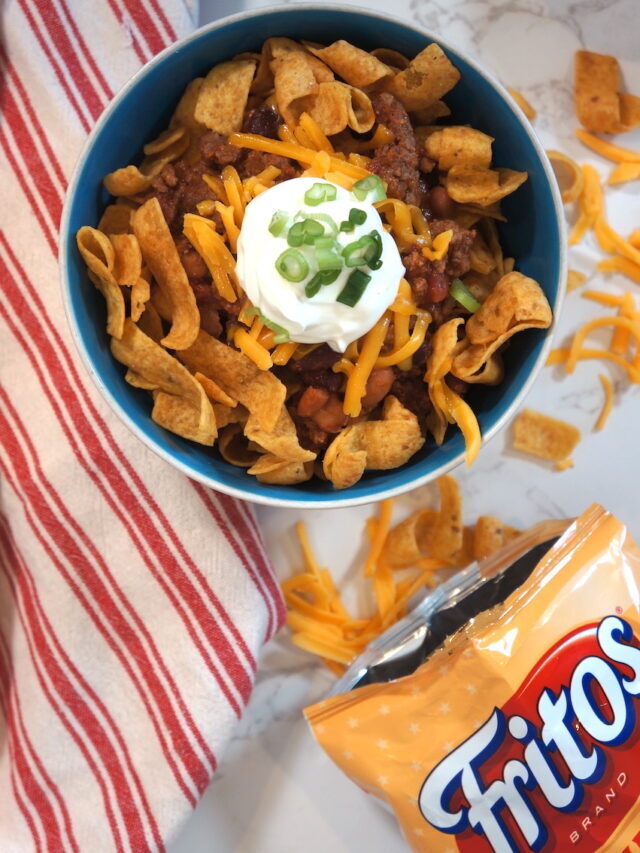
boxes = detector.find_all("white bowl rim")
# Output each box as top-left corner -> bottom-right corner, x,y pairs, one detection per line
59,2 -> 567,510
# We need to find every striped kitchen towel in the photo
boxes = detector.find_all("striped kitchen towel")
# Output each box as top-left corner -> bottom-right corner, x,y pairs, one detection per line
0,2 -> 285,850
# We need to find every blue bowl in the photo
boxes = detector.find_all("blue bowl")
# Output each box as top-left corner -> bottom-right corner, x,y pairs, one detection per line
60,4 -> 566,509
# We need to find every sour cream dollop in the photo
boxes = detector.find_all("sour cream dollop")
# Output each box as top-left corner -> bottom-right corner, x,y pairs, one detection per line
236,177 -> 404,353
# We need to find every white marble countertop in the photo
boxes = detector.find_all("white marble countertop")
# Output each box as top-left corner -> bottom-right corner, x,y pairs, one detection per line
171,0 -> 640,849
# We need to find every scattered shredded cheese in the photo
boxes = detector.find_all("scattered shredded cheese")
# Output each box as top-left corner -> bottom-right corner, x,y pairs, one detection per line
575,129 -> 640,164
595,374 -> 614,431
607,162 -> 640,184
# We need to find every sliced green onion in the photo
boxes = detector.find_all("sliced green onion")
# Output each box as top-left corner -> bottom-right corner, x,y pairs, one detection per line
315,237 -> 343,271
304,181 -> 337,206
305,269 -> 341,298
450,278 -> 481,313
339,220 -> 355,233
289,216 -> 333,245
309,212 -> 338,237
341,229 -> 383,269
352,174 -> 386,203
337,269 -> 371,307
301,218 -> 324,244
244,307 -> 290,343
342,235 -> 376,268
316,247 -> 344,271
287,221 -> 306,247
268,210 -> 289,237
276,248 -> 309,282
349,207 -> 367,225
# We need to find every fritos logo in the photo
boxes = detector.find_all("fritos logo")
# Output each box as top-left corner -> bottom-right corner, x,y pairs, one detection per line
419,616 -> 640,852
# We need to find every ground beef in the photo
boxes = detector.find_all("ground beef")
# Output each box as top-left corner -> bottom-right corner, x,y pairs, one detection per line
147,159 -> 219,232
299,370 -> 344,393
199,132 -> 242,168
190,281 -> 222,338
291,413 -> 333,455
391,370 -> 432,418
369,93 -> 421,205
288,344 -> 341,373
430,219 -> 476,278
402,215 -> 476,308
238,150 -> 300,181
242,105 -> 282,138
402,243 -> 448,306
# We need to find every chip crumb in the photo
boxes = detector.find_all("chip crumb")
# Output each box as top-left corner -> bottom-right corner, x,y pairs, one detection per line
567,269 -> 587,292
507,88 -> 536,121
554,458 -> 575,471
513,408 -> 581,462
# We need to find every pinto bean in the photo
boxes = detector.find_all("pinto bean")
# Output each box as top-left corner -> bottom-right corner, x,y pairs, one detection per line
361,367 -> 395,411
311,394 -> 349,433
297,386 -> 330,418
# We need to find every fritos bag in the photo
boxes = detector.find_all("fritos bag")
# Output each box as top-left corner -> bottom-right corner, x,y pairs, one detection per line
306,505 -> 640,852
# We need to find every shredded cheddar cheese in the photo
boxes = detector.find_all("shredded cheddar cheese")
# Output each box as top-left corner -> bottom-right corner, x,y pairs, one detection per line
228,132 -> 369,180
363,499 -> 394,578
422,229 -> 453,261
202,173 -> 228,204
607,162 -> 640,184
233,327 -> 273,370
182,214 -> 237,302
611,292 -> 635,354
554,458 -> 574,471
283,478 -> 521,672
569,164 -> 603,246
343,313 -> 391,416
548,347 -> 640,383
565,316 -> 640,374
375,198 -> 428,252
221,165 -> 245,226
214,201 -> 240,253
375,310 -> 430,368
298,112 -> 334,153
595,374 -> 614,432
575,129 -> 640,164
272,341 -> 298,365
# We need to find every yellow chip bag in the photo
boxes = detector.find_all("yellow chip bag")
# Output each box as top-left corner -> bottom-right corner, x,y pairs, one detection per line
306,505 -> 640,852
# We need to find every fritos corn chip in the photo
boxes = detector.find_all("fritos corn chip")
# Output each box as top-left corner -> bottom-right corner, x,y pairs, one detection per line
133,198 -> 200,350
194,59 -> 257,135
307,505 -> 640,852
425,126 -> 493,171
453,272 -> 552,380
76,226 -> 125,339
513,408 -> 581,462
304,40 -> 393,90
384,43 -> 460,111
575,49 -> 640,134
